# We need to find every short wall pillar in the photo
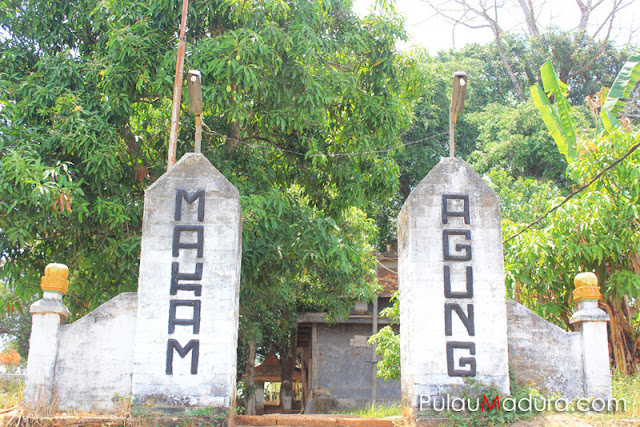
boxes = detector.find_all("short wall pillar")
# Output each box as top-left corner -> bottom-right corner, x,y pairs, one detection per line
24,263 -> 70,412
569,272 -> 612,400
255,381 -> 265,414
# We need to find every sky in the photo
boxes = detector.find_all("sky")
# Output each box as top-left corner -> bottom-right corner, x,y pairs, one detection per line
352,0 -> 640,53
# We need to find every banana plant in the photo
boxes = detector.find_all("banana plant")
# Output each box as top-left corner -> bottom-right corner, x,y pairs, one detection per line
599,49 -> 640,134
530,60 -> 578,163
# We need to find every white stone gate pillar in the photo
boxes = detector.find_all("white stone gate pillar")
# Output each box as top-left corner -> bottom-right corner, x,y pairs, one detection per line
398,158 -> 510,420
131,153 -> 242,412
24,263 -> 70,411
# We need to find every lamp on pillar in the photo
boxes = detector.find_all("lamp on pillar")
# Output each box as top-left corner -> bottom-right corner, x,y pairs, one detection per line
569,272 -> 612,400
188,70 -> 203,153
449,71 -> 467,158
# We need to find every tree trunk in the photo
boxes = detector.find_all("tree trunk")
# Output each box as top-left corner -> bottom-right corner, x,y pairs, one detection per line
516,0 -> 540,36
226,120 -> 241,148
300,347 -> 309,411
399,177 -> 411,200
279,336 -> 297,412
603,298 -> 634,374
575,0 -> 591,32
244,338 -> 257,415
492,28 -> 526,102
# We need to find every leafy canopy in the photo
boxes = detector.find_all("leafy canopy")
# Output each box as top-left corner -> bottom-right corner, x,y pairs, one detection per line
0,0 -> 422,357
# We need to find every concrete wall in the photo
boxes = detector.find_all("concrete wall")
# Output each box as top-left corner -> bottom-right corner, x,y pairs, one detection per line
55,292 -> 137,411
49,294 -> 586,412
314,323 -> 400,413
506,299 -> 584,399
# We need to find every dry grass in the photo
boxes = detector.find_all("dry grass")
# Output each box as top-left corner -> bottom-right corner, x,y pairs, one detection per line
612,370 -> 640,418
0,377 -> 24,413
1,371 -> 638,426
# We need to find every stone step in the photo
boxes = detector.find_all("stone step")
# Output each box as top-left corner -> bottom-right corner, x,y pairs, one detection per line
233,414 -> 399,427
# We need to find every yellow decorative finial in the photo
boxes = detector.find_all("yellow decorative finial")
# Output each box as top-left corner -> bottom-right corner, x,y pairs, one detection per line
41,263 -> 69,294
573,272 -> 601,302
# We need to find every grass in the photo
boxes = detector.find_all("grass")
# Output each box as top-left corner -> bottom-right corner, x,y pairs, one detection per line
0,378 -> 24,410
335,402 -> 402,417
1,370 -> 638,423
611,369 -> 640,417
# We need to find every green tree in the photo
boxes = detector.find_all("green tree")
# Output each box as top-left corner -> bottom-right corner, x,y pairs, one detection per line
504,131 -> 640,373
510,54 -> 640,372
467,101 -> 568,183
0,0 -> 421,386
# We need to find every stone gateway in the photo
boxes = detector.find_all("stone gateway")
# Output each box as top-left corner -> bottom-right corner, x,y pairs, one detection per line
22,153 -> 612,420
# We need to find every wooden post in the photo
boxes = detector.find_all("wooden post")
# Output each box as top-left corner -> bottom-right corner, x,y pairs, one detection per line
166,0 -> 189,170
449,71 -> 467,158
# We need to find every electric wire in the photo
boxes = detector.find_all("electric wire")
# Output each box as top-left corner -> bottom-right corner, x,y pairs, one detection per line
201,121 -> 450,157
503,138 -> 640,244
199,120 -> 640,246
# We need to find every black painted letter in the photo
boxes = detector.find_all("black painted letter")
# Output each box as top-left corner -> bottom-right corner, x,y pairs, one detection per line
168,300 -> 201,334
172,225 -> 204,257
442,194 -> 470,225
446,341 -> 476,377
175,189 -> 205,222
444,266 -> 473,298
443,230 -> 472,261
171,262 -> 203,296
445,303 -> 475,336
166,339 -> 200,375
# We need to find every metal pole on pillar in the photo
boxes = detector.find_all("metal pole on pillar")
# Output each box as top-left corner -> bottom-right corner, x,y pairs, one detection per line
167,0 -> 189,170
449,71 -> 467,158
188,70 -> 203,153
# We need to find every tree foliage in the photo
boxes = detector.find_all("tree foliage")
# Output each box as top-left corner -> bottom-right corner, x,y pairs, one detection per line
467,101 -> 567,182
0,0 -> 421,367
504,130 -> 640,372
531,60 -> 579,162
505,53 -> 640,372
368,292 -> 399,381
600,49 -> 640,133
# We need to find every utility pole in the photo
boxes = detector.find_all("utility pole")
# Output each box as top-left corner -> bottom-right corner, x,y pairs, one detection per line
449,71 -> 467,158
167,0 -> 189,170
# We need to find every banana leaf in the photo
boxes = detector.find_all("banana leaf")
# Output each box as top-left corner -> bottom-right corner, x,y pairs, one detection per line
599,49 -> 640,134
531,60 -> 577,162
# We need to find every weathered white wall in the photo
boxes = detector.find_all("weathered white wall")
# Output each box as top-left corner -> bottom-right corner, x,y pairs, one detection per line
506,299 -> 584,399
55,292 -> 137,410
399,158 -> 510,418
132,153 -> 241,408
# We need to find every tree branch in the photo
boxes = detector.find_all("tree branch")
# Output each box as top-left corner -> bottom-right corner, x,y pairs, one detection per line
427,0 -> 525,101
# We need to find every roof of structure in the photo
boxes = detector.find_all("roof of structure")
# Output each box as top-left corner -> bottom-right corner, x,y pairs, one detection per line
252,351 -> 302,382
